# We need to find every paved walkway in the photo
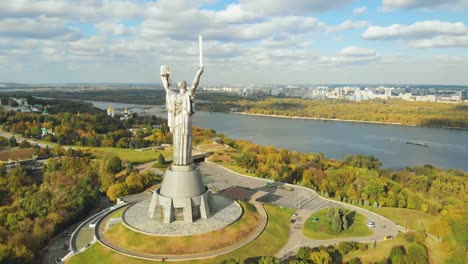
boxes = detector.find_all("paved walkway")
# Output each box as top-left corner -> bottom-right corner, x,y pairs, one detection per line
95,196 -> 268,262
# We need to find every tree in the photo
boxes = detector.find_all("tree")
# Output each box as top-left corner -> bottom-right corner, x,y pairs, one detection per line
98,171 -> 116,193
9,136 -> 18,147
235,151 -> 257,170
327,207 -> 336,223
348,257 -> 362,264
309,249 -> 332,264
389,245 -> 405,264
296,246 -> 313,260
342,214 -> 348,230
331,209 -> 343,232
157,153 -> 166,165
406,243 -> 428,264
429,220 -> 452,240
337,241 -> 356,255
344,154 -> 382,170
258,256 -> 280,264
104,156 -> 123,174
106,182 -> 129,202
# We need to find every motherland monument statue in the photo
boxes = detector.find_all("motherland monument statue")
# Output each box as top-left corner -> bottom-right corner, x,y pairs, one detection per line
147,35 -> 213,224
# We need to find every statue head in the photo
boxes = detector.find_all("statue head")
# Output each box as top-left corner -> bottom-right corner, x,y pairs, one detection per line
177,81 -> 187,92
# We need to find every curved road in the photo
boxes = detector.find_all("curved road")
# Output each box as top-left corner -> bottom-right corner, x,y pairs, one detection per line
199,162 -> 398,259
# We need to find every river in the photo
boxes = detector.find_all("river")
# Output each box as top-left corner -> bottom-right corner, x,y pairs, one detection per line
90,101 -> 468,171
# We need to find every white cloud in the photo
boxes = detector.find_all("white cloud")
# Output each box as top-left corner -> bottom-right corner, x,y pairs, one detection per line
0,0 -> 148,20
237,0 -> 355,16
0,16 -> 81,40
382,0 -> 468,10
363,21 -> 467,39
327,20 -> 369,32
353,6 -> 367,15
362,20 -> 468,48
95,21 -> 137,36
340,46 -> 376,57
408,36 -> 468,48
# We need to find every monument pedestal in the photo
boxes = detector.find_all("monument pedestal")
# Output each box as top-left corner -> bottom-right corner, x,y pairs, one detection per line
148,164 -> 213,223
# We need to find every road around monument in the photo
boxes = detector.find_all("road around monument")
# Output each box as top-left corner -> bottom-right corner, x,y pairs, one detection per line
199,162 -> 399,260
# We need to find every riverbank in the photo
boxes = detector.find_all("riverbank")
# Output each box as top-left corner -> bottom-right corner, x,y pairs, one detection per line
233,112 -> 468,130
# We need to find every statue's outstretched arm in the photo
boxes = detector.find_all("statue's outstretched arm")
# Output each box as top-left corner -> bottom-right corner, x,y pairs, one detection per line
190,66 -> 204,95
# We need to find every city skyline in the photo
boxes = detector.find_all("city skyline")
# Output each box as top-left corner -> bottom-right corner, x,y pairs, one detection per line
1,0 -> 468,85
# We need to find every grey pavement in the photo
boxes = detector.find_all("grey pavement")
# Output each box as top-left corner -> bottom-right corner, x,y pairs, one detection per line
122,194 -> 242,236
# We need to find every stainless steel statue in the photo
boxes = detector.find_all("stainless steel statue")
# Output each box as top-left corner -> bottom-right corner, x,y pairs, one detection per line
148,36 -> 213,224
161,66 -> 204,165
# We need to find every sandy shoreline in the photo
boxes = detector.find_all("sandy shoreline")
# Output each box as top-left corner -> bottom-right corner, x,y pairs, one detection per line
233,112 -> 468,130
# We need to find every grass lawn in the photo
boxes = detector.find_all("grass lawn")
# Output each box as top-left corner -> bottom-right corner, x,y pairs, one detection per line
209,152 -> 257,177
303,208 -> 372,240
343,233 -> 411,263
110,208 -> 124,218
102,202 -> 260,255
67,204 -> 294,264
0,147 -> 34,161
80,147 -> 172,164
362,206 -> 439,231
344,233 -> 446,264
197,143 -> 226,151
75,227 -> 95,250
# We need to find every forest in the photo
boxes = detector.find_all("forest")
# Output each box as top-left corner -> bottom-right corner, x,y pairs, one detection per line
237,98 -> 468,129
0,144 -> 159,263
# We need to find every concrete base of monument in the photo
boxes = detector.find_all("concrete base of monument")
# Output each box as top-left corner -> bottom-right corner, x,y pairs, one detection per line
121,194 -> 242,236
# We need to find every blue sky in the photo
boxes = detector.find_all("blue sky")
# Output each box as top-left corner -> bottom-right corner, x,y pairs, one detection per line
0,0 -> 467,84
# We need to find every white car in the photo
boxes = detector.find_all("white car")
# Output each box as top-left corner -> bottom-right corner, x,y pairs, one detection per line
366,221 -> 375,228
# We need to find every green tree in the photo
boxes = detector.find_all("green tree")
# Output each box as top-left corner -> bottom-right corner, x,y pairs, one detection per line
348,257 -> 362,264
309,249 -> 332,264
327,207 -> 336,223
344,154 -> 382,170
8,136 -> 18,147
235,151 -> 257,170
258,256 -> 280,264
296,246 -> 313,260
331,209 -> 343,232
336,241 -> 356,255
342,214 -> 348,229
389,245 -> 405,264
104,156 -> 123,173
405,243 -> 428,264
157,153 -> 166,165
106,182 -> 129,202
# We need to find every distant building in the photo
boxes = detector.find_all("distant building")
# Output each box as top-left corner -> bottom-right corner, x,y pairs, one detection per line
120,107 -> 132,120
41,128 -> 54,137
12,97 -> 27,106
107,103 -> 115,117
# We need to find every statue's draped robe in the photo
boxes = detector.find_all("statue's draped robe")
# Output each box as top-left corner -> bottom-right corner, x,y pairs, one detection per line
166,90 -> 194,165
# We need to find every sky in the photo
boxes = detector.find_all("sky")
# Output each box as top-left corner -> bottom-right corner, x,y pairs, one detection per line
0,0 -> 468,85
